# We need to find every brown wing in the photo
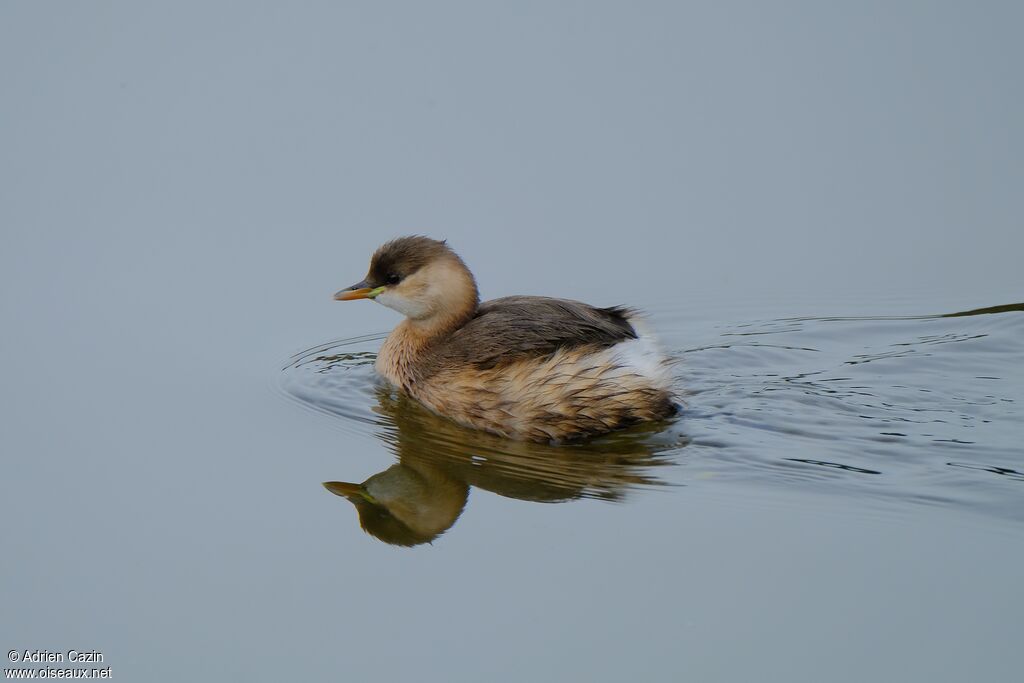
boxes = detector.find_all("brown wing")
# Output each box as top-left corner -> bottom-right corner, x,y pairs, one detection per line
422,296 -> 638,375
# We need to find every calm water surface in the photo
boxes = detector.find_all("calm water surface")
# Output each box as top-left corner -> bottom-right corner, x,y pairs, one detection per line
283,300 -> 1024,545
4,3 -> 1024,682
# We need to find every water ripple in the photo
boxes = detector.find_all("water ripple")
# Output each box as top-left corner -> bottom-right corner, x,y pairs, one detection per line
281,302 -> 1024,525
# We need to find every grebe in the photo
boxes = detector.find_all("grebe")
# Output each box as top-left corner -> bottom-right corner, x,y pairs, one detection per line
335,236 -> 676,442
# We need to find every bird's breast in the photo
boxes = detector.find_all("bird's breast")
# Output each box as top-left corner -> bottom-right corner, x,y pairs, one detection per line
376,324 -> 429,391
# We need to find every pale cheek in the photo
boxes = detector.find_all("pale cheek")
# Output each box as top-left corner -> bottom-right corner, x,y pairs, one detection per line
375,291 -> 430,319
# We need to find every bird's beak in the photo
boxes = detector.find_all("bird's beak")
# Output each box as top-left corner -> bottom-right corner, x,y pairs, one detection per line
323,481 -> 378,503
334,280 -> 385,301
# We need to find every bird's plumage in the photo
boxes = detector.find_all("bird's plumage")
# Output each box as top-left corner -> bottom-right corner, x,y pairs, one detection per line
338,237 -> 677,442
420,296 -> 638,375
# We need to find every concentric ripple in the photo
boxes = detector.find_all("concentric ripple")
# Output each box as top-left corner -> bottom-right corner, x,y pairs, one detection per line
281,302 -> 1024,521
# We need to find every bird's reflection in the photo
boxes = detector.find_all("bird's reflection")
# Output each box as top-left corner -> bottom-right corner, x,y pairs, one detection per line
324,387 -> 682,546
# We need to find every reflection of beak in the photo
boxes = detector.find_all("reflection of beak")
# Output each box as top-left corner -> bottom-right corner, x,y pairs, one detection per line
334,280 -> 385,301
323,481 -> 377,503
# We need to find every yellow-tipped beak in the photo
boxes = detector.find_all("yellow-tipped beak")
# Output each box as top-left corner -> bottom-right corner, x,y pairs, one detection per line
334,287 -> 374,301
334,279 -> 385,301
323,481 -> 378,503
323,481 -> 363,497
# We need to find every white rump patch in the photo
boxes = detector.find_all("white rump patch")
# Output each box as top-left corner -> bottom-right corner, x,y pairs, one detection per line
604,315 -> 673,387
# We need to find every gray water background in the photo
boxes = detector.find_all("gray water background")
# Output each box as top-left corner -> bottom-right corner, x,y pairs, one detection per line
2,3 -> 1022,681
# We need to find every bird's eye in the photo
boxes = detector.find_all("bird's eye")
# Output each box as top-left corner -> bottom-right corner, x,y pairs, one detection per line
385,273 -> 401,285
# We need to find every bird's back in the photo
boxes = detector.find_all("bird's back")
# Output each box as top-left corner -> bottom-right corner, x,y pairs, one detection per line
420,296 -> 640,375
409,296 -> 677,442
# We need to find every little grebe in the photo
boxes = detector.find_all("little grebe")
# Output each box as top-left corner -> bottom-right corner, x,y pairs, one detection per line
335,236 -> 676,442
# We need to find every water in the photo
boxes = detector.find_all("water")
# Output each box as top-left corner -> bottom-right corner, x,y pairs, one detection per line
4,3 -> 1024,682
282,301 -> 1024,546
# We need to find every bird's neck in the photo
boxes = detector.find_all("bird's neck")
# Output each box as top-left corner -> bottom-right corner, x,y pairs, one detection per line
377,265 -> 479,388
376,306 -> 476,389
